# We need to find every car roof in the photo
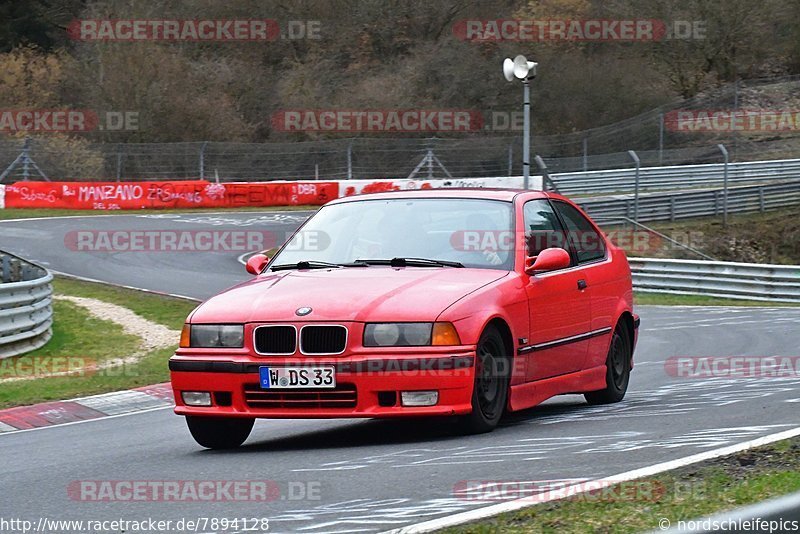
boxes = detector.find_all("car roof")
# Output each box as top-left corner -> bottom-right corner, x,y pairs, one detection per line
329,188 -> 550,204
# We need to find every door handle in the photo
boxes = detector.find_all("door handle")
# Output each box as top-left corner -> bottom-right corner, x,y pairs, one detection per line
577,279 -> 587,290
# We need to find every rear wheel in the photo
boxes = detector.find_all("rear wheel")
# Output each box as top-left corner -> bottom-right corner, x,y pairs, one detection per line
186,416 -> 254,449
585,323 -> 631,405
458,326 -> 510,434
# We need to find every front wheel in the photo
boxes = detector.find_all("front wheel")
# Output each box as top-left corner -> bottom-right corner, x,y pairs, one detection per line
457,326 -> 510,434
585,323 -> 631,405
186,416 -> 254,449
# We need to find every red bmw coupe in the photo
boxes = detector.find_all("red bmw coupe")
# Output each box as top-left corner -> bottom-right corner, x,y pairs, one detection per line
170,189 -> 639,448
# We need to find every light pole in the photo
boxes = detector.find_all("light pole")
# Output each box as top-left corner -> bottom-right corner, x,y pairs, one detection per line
503,55 -> 537,189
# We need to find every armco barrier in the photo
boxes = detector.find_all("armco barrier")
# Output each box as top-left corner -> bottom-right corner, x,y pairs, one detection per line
0,251 -> 53,359
630,257 -> 800,303
552,158 -> 800,195
579,179 -> 800,223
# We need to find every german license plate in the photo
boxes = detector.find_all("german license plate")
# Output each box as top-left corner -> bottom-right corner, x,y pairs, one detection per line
259,366 -> 336,389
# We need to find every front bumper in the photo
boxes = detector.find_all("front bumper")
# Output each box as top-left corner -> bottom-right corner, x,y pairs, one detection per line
169,349 -> 476,419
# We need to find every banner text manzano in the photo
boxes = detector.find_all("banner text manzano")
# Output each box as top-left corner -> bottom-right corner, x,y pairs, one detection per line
3,181 -> 336,210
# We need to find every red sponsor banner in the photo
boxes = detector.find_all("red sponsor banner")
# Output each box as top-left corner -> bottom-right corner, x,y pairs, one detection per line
4,181 -> 337,210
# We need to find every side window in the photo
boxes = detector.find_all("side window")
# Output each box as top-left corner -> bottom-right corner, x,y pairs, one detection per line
523,200 -> 569,258
553,201 -> 606,263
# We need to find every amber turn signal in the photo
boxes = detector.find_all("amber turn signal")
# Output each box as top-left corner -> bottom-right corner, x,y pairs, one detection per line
179,324 -> 191,348
431,322 -> 461,346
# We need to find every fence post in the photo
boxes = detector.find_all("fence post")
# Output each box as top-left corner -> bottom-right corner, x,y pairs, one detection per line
669,196 -> 676,222
717,144 -> 729,227
347,142 -> 353,180
1,254 -> 9,283
658,112 -> 664,165
627,150 -> 641,222
199,141 -> 208,180
582,137 -> 588,172
116,144 -> 122,182
10,258 -> 21,283
22,137 -> 31,180
534,155 -> 559,193
732,79 -> 740,160
759,187 -> 765,212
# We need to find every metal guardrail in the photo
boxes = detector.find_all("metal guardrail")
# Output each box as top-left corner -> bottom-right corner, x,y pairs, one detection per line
578,179 -> 800,223
0,250 -> 53,359
629,257 -> 800,303
593,216 -> 715,260
656,490 -> 800,533
552,158 -> 800,195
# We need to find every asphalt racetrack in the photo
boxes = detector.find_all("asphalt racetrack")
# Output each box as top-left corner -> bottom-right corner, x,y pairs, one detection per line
1,211 -> 799,533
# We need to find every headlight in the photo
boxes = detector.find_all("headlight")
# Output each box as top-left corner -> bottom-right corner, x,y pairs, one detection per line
364,322 -> 461,347
186,324 -> 244,348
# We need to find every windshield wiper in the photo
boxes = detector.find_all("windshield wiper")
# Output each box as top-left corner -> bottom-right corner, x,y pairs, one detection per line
355,257 -> 464,268
271,260 -> 367,271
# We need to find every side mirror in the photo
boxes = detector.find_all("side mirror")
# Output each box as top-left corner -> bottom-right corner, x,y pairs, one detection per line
245,253 -> 270,275
525,247 -> 571,275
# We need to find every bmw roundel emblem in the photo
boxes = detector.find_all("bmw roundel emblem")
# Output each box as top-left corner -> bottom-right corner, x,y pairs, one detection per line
295,307 -> 312,316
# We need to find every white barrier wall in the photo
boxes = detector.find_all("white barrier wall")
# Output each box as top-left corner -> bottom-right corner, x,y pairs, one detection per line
0,184 -> 5,209
338,176 -> 543,197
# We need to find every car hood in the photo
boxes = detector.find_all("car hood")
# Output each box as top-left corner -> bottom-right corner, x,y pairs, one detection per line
191,267 -> 508,323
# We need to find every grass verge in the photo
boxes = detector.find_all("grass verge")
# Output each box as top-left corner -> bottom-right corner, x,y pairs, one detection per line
52,277 -> 198,330
634,291 -> 800,307
445,437 -> 800,534
0,205 -> 317,221
632,207 -> 800,265
0,277 -> 196,408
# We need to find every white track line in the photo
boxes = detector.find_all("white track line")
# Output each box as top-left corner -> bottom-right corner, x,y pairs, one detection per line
52,270 -> 201,302
384,425 -> 800,534
0,210 -> 312,224
0,405 -> 173,437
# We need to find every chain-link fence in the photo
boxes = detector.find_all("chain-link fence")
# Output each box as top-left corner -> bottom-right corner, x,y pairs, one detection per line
1,76 -> 799,182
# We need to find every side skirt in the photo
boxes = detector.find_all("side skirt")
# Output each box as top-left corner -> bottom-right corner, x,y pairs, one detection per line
507,365 -> 607,412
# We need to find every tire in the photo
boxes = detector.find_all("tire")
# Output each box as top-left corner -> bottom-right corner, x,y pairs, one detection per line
458,325 -> 510,434
185,416 -> 254,449
585,323 -> 631,405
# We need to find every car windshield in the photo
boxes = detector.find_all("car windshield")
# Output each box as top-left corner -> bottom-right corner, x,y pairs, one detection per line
271,198 -> 515,271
